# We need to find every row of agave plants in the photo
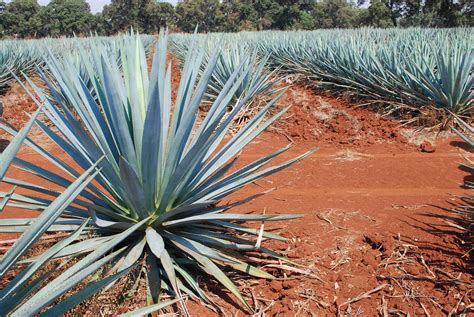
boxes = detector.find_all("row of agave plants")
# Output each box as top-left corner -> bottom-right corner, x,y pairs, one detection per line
0,32 -> 312,314
0,41 -> 42,92
0,35 -> 155,93
171,27 -> 473,116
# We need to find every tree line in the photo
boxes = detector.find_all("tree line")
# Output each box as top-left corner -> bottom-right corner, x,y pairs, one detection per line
1,0 -> 472,38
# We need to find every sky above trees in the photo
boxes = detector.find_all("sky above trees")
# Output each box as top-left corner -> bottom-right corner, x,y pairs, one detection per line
1,0 -> 472,39
5,0 -> 178,13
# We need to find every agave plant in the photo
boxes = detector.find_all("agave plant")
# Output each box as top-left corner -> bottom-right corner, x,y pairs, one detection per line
204,46 -> 279,103
0,31 -> 312,315
172,38 -> 279,105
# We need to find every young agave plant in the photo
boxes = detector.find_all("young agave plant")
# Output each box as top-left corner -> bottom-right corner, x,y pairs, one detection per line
172,38 -> 279,105
0,32 -> 313,314
206,46 -> 279,103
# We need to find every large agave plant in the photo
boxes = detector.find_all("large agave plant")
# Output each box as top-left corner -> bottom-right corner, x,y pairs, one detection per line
0,32 -> 312,314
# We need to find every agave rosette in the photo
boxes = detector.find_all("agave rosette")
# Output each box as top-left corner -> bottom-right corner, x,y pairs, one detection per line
207,46 -> 279,103
0,31 -> 312,315
171,36 -> 279,104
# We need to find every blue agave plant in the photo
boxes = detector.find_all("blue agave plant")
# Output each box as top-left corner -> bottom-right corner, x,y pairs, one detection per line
0,31 -> 313,315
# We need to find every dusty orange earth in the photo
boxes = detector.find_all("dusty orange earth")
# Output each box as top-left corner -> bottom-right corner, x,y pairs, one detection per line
0,82 -> 472,316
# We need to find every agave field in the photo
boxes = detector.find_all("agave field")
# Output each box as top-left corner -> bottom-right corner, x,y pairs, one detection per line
0,28 -> 473,316
0,35 -> 155,93
172,28 -> 473,115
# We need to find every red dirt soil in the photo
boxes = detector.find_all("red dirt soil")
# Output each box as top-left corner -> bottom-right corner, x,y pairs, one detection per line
0,81 -> 472,315
0,81 -> 38,130
275,85 -> 411,148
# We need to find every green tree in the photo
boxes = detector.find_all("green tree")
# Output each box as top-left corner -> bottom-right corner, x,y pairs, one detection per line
91,12 -> 112,35
102,0 -> 174,34
235,1 -> 259,30
1,0 -> 473,36
251,0 -> 281,30
311,0 -> 362,28
366,0 -> 395,27
310,2 -> 333,28
102,0 -> 147,33
272,1 -> 302,30
432,0 -> 465,26
217,1 -> 243,32
360,0 -> 472,27
459,0 -> 473,26
144,2 -> 175,33
3,0 -> 40,37
175,0 -> 222,33
35,0 -> 94,37
0,15 -> 15,38
295,11 -> 316,29
220,0 -> 282,31
0,1 -> 9,37
294,1 -> 320,30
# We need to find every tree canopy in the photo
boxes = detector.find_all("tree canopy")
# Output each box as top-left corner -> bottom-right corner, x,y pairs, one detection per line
0,0 -> 472,38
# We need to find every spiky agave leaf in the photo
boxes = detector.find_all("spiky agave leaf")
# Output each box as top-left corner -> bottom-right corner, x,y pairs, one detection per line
453,116 -> 474,148
0,31 -> 313,314
0,106 -> 109,314
450,116 -> 473,267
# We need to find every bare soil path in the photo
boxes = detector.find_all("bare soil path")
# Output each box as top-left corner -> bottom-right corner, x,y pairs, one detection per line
222,133 -> 472,316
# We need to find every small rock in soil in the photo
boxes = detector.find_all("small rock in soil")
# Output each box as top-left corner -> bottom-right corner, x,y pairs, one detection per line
269,302 -> 283,315
419,141 -> 436,153
282,279 -> 299,289
270,280 -> 283,292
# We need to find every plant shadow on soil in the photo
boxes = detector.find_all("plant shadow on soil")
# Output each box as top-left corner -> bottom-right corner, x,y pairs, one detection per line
410,200 -> 473,272
0,139 -> 9,152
